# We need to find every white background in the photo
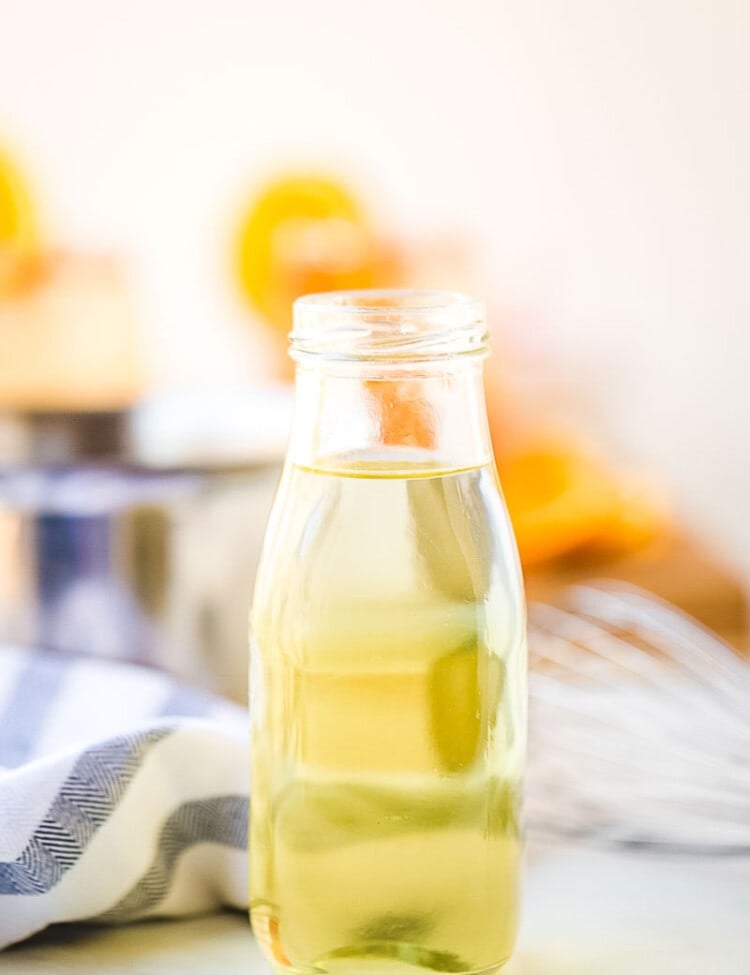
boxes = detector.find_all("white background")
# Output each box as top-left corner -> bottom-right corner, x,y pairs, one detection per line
2,0 -> 749,579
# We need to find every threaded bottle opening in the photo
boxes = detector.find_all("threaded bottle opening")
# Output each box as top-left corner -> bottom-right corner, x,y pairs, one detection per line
291,290 -> 488,363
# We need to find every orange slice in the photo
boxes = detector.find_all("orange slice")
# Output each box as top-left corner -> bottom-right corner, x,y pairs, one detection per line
499,439 -> 666,567
236,173 -> 377,334
0,146 -> 38,296
365,380 -> 435,449
0,146 -> 36,249
499,440 -> 624,567
579,476 -> 668,557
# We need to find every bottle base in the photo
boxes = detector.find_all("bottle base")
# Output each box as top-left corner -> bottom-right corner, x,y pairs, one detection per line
267,941 -> 511,975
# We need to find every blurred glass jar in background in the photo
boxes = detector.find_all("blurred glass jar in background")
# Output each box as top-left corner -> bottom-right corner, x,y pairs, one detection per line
0,240 -> 292,699
0,389 -> 291,700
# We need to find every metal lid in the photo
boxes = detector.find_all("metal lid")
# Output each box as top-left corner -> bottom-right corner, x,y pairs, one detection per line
0,386 -> 294,471
0,410 -> 130,466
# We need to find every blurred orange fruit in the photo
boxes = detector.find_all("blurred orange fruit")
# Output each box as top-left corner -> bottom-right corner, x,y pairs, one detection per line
579,475 -> 668,558
0,147 -> 36,251
498,439 -> 663,567
365,380 -> 436,449
0,146 -> 38,297
236,173 -> 383,335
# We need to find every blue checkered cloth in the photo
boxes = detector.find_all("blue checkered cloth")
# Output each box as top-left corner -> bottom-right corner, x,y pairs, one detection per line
0,646 -> 248,948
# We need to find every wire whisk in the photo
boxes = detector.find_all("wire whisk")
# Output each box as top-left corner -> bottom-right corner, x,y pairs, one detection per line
527,582 -> 750,855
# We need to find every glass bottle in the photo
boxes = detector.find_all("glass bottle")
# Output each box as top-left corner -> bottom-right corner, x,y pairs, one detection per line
250,290 -> 526,975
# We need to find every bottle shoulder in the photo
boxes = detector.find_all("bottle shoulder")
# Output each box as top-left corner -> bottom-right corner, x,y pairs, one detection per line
252,461 -> 524,657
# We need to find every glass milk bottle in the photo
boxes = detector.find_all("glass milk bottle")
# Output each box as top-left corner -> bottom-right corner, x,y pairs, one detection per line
250,291 -> 526,975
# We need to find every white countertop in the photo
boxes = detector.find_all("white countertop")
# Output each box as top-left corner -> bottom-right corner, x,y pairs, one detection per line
5,843 -> 749,974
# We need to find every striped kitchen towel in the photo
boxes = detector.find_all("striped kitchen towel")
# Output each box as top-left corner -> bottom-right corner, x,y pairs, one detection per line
0,644 -> 249,949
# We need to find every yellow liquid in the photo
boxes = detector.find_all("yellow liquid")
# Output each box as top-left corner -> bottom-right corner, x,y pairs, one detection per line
250,461 -> 526,975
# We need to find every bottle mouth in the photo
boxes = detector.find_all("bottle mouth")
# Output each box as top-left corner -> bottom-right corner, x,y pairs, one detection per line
291,289 -> 488,362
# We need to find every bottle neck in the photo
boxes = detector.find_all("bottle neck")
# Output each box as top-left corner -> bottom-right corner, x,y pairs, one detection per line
287,359 -> 493,472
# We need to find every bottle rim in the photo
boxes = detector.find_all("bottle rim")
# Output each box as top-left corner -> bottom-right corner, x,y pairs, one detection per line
291,289 -> 488,362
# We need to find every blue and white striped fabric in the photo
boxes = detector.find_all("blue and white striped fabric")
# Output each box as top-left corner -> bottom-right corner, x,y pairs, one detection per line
0,645 -> 249,949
